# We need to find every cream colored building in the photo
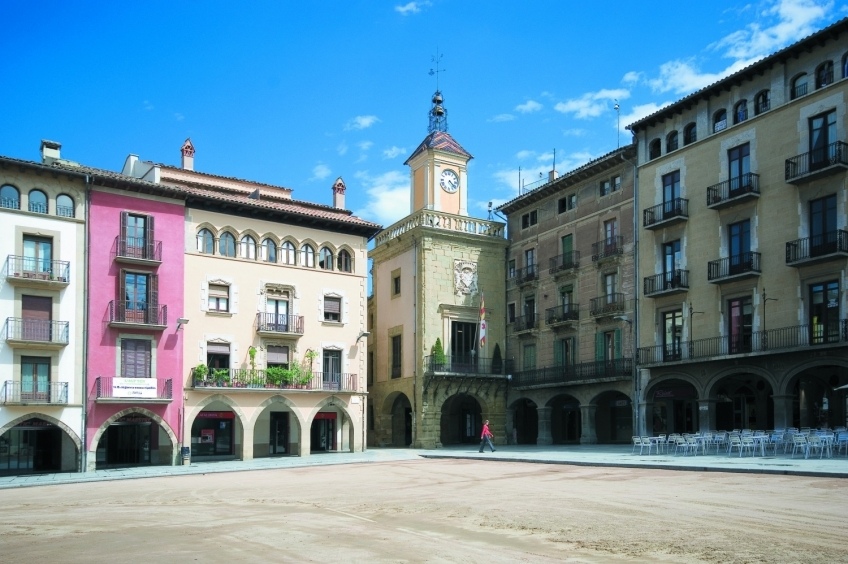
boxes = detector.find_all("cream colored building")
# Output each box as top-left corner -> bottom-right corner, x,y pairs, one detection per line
369,92 -> 508,448
627,19 -> 848,434
124,140 -> 380,459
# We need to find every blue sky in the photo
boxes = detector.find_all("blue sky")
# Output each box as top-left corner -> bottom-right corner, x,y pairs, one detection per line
1,0 -> 845,228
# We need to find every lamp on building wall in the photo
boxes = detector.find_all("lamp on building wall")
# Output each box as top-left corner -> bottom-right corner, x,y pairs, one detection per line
356,331 -> 371,344
176,317 -> 189,331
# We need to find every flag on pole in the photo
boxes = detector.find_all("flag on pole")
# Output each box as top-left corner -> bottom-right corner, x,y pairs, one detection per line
479,292 -> 487,349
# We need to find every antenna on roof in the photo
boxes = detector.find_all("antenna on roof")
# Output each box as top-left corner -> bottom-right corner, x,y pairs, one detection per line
429,49 -> 445,91
614,100 -> 620,148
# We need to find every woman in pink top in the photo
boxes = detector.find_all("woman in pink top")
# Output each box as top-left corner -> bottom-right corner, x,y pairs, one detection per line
479,419 -> 495,453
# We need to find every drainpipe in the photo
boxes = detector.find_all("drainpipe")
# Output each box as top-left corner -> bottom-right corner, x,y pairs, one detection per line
622,141 -> 641,435
80,174 -> 91,472
411,235 -> 418,447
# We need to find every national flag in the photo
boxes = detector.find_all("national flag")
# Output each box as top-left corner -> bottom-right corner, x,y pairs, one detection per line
479,292 -> 487,349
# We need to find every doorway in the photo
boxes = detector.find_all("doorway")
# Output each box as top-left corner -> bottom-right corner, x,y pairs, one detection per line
311,414 -> 336,452
269,412 -> 289,455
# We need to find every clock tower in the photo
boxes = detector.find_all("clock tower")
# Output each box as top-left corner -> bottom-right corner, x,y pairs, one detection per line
404,90 -> 472,216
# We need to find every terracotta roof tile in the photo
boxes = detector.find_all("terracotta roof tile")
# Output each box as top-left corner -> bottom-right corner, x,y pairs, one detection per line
404,131 -> 473,165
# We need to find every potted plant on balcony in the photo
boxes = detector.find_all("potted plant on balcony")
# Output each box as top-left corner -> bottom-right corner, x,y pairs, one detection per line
431,338 -> 446,372
193,364 -> 209,386
265,365 -> 286,388
212,368 -> 230,387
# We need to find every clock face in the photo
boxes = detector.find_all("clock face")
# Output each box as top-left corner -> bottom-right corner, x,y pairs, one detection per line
440,169 -> 459,193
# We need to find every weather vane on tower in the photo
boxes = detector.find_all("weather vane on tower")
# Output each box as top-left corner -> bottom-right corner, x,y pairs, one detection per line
428,49 -> 448,133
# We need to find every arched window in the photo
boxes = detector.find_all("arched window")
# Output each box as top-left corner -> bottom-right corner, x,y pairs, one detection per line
791,73 -> 807,99
281,241 -> 296,265
1,184 -> 20,210
197,229 -> 214,254
337,249 -> 352,272
683,122 -> 697,145
648,138 -> 661,160
815,61 -> 833,89
319,247 -> 334,270
666,131 -> 678,152
754,90 -> 770,115
713,109 -> 727,133
300,243 -> 315,268
56,194 -> 74,217
733,100 -> 748,124
219,232 -> 236,257
239,235 -> 257,260
262,238 -> 277,263
29,189 -> 47,213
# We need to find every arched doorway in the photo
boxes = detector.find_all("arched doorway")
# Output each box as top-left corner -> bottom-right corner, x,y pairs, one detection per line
96,411 -> 176,469
713,373 -> 773,431
593,391 -> 632,443
647,379 -> 698,434
549,395 -> 579,444
440,393 -> 482,445
189,401 -> 243,461
0,416 -> 78,475
790,367 -> 844,429
390,394 -> 412,447
512,398 -> 538,444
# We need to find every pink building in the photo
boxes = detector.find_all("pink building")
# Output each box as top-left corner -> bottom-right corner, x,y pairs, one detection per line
85,179 -> 186,470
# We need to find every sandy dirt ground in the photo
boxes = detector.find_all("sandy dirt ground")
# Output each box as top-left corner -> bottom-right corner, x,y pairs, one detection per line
1,459 -> 847,563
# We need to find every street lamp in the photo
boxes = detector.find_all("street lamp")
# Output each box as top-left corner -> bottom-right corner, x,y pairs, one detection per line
762,288 -> 778,349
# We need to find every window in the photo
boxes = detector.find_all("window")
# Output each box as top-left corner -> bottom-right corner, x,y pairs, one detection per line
728,296 -> 752,353
318,247 -> 334,270
600,179 -> 612,196
197,229 -> 214,254
121,212 -> 154,260
1,184 -> 20,209
791,73 -> 808,99
596,330 -> 620,362
29,189 -> 47,214
206,341 -> 230,370
604,272 -> 617,302
507,303 -> 516,323
524,248 -> 536,277
265,294 -> 289,331
300,244 -> 315,268
120,270 -> 158,323
733,100 -> 748,124
809,194 -> 837,257
392,273 -> 401,296
604,218 -> 618,245
560,284 -> 573,310
281,241 -> 296,265
815,61 -> 834,89
240,235 -> 257,260
219,232 -> 236,257
728,219 -> 751,274
662,170 -> 681,214
810,280 -> 840,344
713,109 -> 727,133
367,351 -> 374,386
267,345 -> 290,369
121,339 -> 151,378
683,123 -> 697,145
323,349 -> 342,388
754,90 -> 770,115
56,194 -> 74,217
662,310 -> 683,360
809,110 -> 836,170
663,240 -> 681,287
666,131 -> 678,152
337,249 -> 352,272
507,259 -> 516,279
323,296 -> 341,322
262,238 -> 277,262
21,356 -> 50,401
522,343 -> 536,370
649,138 -> 661,159
208,284 -> 230,312
728,143 -> 751,195
391,335 -> 402,378
612,175 -> 621,191
521,210 -> 538,229
23,235 -> 52,275
554,337 -> 575,368
558,193 -> 576,213
561,234 -> 574,268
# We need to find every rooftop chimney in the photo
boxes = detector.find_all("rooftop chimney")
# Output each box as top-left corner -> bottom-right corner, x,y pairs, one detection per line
181,138 -> 195,171
548,170 -> 558,183
40,140 -> 61,164
332,177 -> 346,209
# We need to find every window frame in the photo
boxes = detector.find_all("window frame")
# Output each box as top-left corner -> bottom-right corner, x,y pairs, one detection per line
390,334 -> 402,379
0,184 -> 20,210
197,229 -> 214,254
239,235 -> 257,260
323,295 -> 342,322
683,123 -> 697,145
207,283 -> 230,312
28,189 -> 48,214
218,232 -> 236,257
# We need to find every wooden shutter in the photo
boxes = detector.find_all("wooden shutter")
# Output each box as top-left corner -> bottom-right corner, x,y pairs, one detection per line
118,269 -> 127,319
614,328 -> 622,359
595,332 -> 604,361
267,345 -> 289,364
324,296 -> 340,313
122,339 -> 151,378
146,215 -> 155,258
120,211 -> 129,244
554,339 -> 563,366
206,342 -> 230,355
149,274 -> 159,323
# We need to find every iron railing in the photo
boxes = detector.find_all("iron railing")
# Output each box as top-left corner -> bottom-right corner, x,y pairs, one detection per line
424,355 -> 511,375
706,173 -> 760,205
192,368 -> 357,392
512,265 -> 538,284
511,358 -> 633,388
791,81 -> 808,99
56,204 -> 75,218
644,270 -> 689,296
707,252 -> 761,281
755,98 -> 770,114
5,255 -> 70,282
549,251 -> 580,274
255,313 -> 305,334
29,201 -> 48,214
643,198 -> 688,228
512,313 -> 537,332
816,68 -> 834,88
1,380 -> 68,404
590,293 -> 627,316
95,376 -> 173,400
115,236 -> 162,262
545,303 -> 579,324
1,196 -> 20,210
4,317 -> 69,345
109,301 -> 167,326
786,230 -> 848,264
785,141 -> 847,181
591,236 -> 624,261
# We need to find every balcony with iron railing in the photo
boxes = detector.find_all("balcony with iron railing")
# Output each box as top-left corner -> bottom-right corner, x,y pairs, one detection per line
707,252 -> 761,283
591,236 -> 624,262
192,367 -> 358,392
644,269 -> 689,297
785,141 -> 847,184
590,293 -> 627,317
5,255 -> 70,288
255,313 -> 305,336
638,319 -> 848,366
786,230 -> 848,267
791,81 -> 808,100
510,265 -> 538,287
643,198 -> 689,229
1,380 -> 69,404
94,376 -> 173,403
4,318 -> 69,348
706,173 -> 760,209
755,98 -> 770,114
108,300 -> 167,330
545,303 -> 579,327
548,251 -> 580,276
424,355 -> 511,376
114,236 -> 163,265
511,358 -> 633,388
512,313 -> 537,333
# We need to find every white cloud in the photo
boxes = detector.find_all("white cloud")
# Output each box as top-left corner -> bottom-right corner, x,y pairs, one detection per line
515,150 -> 534,160
382,146 -> 406,159
311,163 -> 331,181
344,115 -> 380,131
554,88 -> 630,119
622,71 -> 642,85
488,113 -> 515,123
352,170 -> 410,225
337,142 -> 348,156
562,128 -> 587,137
621,102 -> 672,131
515,100 -> 543,113
357,140 -> 374,151
395,1 -> 430,15
648,58 -> 756,94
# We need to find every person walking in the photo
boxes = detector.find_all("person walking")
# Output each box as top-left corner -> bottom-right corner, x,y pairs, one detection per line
479,419 -> 496,453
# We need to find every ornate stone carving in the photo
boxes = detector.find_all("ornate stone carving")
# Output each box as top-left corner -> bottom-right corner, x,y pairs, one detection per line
454,259 -> 478,296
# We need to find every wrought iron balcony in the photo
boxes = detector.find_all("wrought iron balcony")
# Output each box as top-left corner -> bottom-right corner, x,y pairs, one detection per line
1,380 -> 68,404
638,320 -> 848,366
5,255 -> 70,287
549,251 -> 580,275
511,358 -> 633,388
791,81 -> 808,99
706,173 -> 760,209
785,141 -> 847,183
590,293 -> 627,317
192,367 -> 357,392
4,317 -> 69,348
108,300 -> 167,329
512,313 -> 537,333
255,313 -> 305,335
707,252 -> 761,283
591,236 -> 624,262
644,270 -> 689,297
643,198 -> 688,229
786,230 -> 848,266
114,236 -> 162,265
512,265 -> 538,286
94,376 -> 173,403
425,355 -> 510,376
545,303 -> 579,326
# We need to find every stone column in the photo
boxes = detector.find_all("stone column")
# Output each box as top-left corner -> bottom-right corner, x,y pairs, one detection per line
505,407 -> 516,445
580,404 -> 598,444
536,406 -> 553,445
698,399 -> 716,432
639,401 -> 653,437
772,394 -> 794,430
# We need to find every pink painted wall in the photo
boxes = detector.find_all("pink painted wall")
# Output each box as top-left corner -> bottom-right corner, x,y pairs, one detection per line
86,189 -> 185,452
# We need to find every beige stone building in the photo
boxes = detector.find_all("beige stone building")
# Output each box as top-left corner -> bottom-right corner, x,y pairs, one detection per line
497,146 -> 637,444
123,140 -> 380,459
627,19 -> 848,435
368,92 -> 508,448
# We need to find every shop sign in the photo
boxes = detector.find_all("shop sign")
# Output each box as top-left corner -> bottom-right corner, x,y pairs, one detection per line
654,387 -> 695,399
18,418 -> 54,428
200,429 -> 215,444
113,377 -> 157,398
314,412 -> 337,420
196,411 -> 235,419
117,415 -> 152,424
